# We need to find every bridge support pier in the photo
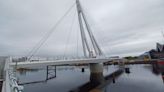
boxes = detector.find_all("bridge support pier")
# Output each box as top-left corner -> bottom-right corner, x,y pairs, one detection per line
90,63 -> 104,86
46,65 -> 56,80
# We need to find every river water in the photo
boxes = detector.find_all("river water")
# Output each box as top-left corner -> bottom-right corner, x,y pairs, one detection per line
17,65 -> 164,92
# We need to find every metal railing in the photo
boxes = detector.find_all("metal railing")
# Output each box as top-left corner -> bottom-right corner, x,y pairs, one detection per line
3,57 -> 24,92
7,70 -> 23,92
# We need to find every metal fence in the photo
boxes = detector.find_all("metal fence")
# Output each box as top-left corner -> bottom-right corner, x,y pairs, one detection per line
7,70 -> 23,92
2,57 -> 24,92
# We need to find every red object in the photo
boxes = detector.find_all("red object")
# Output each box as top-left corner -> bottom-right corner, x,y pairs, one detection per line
158,61 -> 164,65
162,76 -> 164,78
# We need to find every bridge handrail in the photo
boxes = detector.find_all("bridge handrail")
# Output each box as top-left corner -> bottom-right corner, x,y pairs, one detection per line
3,57 -> 23,92
8,70 -> 23,92
28,56 -> 108,62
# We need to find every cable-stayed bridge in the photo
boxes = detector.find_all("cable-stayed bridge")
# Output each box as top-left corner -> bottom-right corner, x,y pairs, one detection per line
1,0 -> 117,92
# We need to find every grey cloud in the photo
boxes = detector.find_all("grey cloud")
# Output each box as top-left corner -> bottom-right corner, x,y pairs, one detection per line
0,0 -> 164,57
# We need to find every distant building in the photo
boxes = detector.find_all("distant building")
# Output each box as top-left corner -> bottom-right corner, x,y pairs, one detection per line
139,43 -> 164,59
109,56 -> 120,59
12,57 -> 28,62
149,43 -> 164,59
139,52 -> 151,60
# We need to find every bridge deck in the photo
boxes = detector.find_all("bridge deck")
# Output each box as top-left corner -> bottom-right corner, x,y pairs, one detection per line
10,58 -> 111,68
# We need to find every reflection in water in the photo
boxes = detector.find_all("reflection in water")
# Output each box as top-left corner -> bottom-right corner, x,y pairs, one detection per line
162,72 -> 164,83
106,65 -> 164,92
17,68 -> 39,75
70,69 -> 123,92
17,65 -> 164,92
150,63 -> 164,84
125,67 -> 130,74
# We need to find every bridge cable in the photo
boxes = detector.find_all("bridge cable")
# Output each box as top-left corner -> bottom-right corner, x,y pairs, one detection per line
63,9 -> 76,59
81,7 -> 107,58
27,3 -> 76,60
76,21 -> 79,58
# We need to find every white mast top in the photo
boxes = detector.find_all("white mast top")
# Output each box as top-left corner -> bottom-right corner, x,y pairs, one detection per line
76,0 -> 103,58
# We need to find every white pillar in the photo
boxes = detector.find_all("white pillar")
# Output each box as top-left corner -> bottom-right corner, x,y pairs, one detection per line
90,63 -> 104,85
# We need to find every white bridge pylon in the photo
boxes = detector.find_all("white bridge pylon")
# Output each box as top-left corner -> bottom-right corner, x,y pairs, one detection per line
76,0 -> 103,58
27,0 -> 104,60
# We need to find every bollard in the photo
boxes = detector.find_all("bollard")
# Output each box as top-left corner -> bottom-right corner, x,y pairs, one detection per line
112,78 -> 115,84
112,74 -> 116,84
125,67 -> 130,74
81,68 -> 85,72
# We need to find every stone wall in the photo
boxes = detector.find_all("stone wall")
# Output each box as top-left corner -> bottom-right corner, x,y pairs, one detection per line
0,56 -> 7,79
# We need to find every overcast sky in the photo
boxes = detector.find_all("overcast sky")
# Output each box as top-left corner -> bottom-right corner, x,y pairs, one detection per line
0,0 -> 164,57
